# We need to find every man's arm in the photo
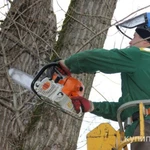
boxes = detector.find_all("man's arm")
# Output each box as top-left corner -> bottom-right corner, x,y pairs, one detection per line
60,47 -> 141,74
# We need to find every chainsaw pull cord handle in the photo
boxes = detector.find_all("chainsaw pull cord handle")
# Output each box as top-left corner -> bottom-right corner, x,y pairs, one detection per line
31,62 -> 62,95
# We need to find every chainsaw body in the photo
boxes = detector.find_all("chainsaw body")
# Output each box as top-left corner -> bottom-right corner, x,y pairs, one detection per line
9,62 -> 84,117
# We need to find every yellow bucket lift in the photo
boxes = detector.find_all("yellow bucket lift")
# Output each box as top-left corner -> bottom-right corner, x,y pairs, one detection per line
87,100 -> 150,150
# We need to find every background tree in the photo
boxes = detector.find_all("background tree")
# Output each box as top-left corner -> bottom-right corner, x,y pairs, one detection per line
0,0 -> 117,149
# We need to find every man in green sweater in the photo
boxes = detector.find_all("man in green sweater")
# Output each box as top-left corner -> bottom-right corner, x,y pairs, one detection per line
59,14 -> 150,150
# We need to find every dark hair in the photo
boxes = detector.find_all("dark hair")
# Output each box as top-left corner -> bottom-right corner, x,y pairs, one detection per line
136,25 -> 150,42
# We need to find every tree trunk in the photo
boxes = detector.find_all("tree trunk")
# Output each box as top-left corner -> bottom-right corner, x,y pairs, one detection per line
0,0 -> 117,150
56,0 -> 118,97
0,0 -> 57,149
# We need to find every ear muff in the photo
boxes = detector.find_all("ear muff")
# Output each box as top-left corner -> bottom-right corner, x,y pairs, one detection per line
136,26 -> 150,41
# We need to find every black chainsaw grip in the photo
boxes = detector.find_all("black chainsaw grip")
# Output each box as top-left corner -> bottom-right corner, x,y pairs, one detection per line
31,62 -> 59,94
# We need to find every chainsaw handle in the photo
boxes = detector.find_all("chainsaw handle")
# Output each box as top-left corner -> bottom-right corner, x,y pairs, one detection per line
31,62 -> 60,94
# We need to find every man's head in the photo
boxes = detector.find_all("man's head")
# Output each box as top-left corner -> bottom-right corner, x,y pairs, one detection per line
129,25 -> 150,47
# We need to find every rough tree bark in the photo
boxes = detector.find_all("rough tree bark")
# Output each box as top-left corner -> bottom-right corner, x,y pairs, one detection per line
0,0 -> 57,149
0,0 -> 117,150
56,0 -> 118,96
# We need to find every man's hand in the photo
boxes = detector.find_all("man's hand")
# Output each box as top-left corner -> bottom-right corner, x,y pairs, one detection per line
58,60 -> 71,76
71,96 -> 94,113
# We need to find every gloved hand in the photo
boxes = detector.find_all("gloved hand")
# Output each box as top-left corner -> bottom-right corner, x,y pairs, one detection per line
71,96 -> 94,113
58,60 -> 71,76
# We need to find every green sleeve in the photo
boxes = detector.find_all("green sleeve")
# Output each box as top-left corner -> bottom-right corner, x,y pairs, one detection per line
65,47 -> 141,74
91,101 -> 121,121
65,47 -> 142,121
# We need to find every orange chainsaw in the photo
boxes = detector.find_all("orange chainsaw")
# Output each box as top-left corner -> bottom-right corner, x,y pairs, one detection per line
9,62 -> 84,117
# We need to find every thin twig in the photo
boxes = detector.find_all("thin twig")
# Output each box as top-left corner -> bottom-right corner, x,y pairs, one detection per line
0,95 -> 12,102
0,89 -> 13,93
0,31 -> 49,67
76,5 -> 150,53
17,95 -> 35,111
70,7 -> 112,21
92,86 -> 108,101
1,0 -> 60,58
0,34 -> 25,132
13,93 -> 25,132
56,0 -> 96,34
0,99 -> 14,112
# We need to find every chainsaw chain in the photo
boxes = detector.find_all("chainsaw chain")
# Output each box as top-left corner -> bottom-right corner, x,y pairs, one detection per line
39,98 -> 83,121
